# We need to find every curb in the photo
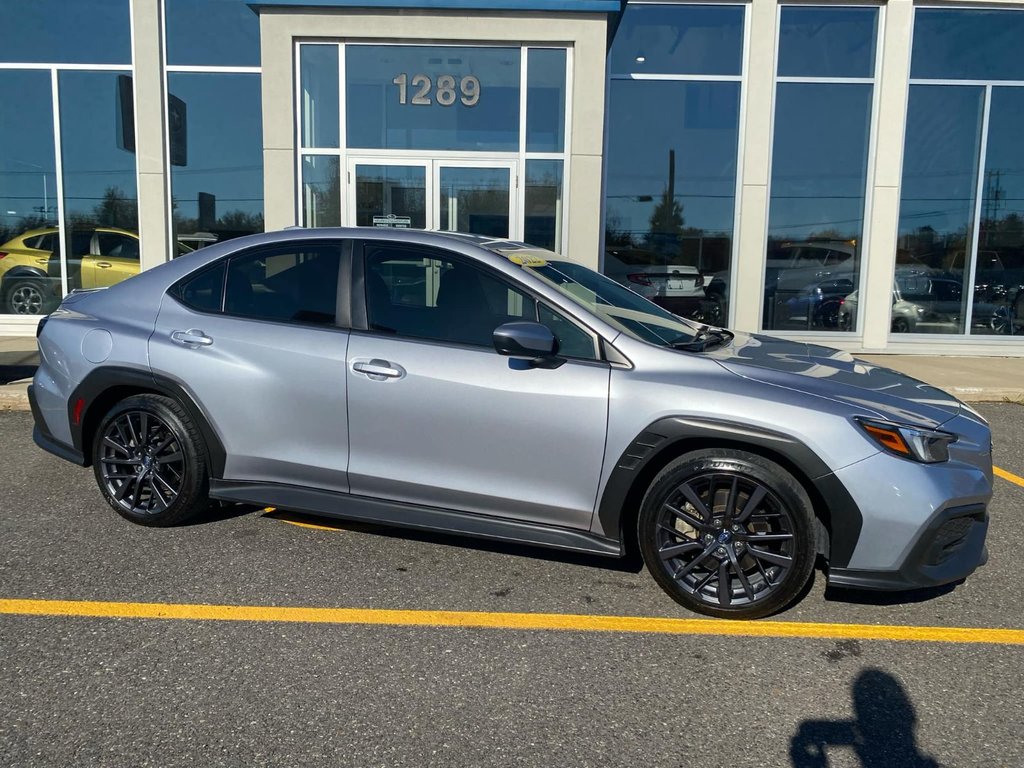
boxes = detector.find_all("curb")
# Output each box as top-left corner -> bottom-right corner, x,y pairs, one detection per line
0,382 -> 31,412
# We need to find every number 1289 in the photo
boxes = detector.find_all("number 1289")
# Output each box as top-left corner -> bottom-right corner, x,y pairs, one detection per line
392,73 -> 481,106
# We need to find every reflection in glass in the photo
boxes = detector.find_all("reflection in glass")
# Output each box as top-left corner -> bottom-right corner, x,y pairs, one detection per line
526,49 -> 566,153
354,165 -> 427,229
765,83 -> 872,332
609,4 -> 744,76
347,45 -> 520,151
168,73 -> 264,248
300,45 -> 340,149
912,9 -> 1024,83
969,88 -> 1024,336
165,0 -> 260,67
525,160 -> 563,252
59,71 -> 139,296
778,7 -> 878,79
0,0 -> 130,65
302,156 -> 341,228
603,80 -> 740,325
0,71 -> 59,315
895,86 -> 984,335
439,167 -> 511,238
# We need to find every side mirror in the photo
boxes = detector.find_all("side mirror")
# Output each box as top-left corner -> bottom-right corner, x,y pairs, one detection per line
492,321 -> 562,368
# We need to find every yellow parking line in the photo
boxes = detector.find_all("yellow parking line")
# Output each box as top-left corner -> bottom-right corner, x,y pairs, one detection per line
994,465 -> 1024,489
263,510 -> 346,531
1,598 -> 1022,645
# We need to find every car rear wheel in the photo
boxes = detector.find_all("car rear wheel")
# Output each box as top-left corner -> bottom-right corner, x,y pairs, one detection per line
4,279 -> 48,315
638,449 -> 817,619
92,394 -> 210,527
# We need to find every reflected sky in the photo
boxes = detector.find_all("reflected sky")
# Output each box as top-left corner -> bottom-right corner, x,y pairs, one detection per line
912,9 -> 1024,82
165,0 -> 260,67
167,73 -> 264,228
604,80 -> 740,239
0,0 -> 130,65
778,6 -> 877,79
768,83 -> 872,241
0,71 -> 57,238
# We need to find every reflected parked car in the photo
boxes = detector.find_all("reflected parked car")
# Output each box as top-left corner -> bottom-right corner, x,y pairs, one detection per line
839,289 -> 925,333
0,227 -> 141,314
604,247 -> 705,316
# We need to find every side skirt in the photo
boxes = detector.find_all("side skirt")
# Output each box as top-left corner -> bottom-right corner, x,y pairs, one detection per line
209,480 -> 624,558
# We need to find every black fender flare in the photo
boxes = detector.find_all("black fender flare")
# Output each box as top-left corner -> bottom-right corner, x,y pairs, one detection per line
68,366 -> 227,478
1,265 -> 49,282
595,416 -> 863,568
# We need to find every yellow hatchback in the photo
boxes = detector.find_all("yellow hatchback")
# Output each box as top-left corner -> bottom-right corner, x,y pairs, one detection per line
0,227 -> 140,314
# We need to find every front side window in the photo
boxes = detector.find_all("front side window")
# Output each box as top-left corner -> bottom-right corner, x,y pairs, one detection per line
223,245 -> 341,326
364,245 -> 598,358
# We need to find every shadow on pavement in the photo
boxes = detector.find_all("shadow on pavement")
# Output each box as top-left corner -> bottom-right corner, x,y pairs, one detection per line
257,508 -> 645,573
790,669 -> 942,768
822,582 -> 959,606
0,364 -> 37,384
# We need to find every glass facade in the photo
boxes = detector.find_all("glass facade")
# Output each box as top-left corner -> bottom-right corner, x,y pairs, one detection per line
167,73 -> 264,246
2,0 -> 1023,351
764,6 -> 877,333
895,9 -> 1024,337
298,42 -> 568,250
604,4 -> 744,324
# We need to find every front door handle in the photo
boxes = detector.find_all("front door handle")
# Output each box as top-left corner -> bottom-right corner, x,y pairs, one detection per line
352,359 -> 405,381
170,329 -> 213,347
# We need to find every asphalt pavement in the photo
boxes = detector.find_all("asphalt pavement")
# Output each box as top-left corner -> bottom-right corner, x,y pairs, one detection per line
1,406 -> 1023,767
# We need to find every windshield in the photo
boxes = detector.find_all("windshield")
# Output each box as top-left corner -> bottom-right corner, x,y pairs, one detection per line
515,255 -> 702,346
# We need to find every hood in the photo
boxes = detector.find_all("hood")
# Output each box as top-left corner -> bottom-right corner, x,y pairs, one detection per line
707,331 -> 961,428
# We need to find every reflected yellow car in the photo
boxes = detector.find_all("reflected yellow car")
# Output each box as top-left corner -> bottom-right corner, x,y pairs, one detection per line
0,227 -> 140,314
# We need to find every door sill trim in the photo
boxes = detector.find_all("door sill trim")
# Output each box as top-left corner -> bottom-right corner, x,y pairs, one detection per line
209,479 -> 623,558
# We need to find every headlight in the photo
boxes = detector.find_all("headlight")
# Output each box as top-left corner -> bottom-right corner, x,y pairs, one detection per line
855,418 -> 957,463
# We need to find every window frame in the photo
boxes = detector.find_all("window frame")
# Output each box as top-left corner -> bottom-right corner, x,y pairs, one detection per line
351,239 -> 605,363
168,238 -> 352,331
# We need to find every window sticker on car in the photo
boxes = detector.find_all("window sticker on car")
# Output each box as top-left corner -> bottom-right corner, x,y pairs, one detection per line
508,254 -> 548,267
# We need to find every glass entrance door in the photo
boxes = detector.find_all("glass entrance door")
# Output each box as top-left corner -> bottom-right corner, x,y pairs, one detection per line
436,162 -> 514,239
350,162 -> 428,229
347,158 -> 517,238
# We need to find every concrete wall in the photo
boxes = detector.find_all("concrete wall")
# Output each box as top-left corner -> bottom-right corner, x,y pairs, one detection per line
258,8 -> 608,269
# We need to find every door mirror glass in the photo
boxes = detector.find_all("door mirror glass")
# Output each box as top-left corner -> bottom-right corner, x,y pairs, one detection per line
493,321 -> 558,360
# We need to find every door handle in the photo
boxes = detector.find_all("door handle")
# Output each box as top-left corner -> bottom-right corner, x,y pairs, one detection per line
352,359 -> 404,381
96,261 -> 112,268
170,329 -> 213,347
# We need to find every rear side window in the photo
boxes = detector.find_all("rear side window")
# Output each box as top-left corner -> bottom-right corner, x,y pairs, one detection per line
224,244 -> 341,326
176,262 -> 225,313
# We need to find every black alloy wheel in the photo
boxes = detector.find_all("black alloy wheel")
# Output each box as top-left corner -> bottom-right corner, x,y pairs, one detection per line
93,394 -> 210,526
639,450 -> 817,619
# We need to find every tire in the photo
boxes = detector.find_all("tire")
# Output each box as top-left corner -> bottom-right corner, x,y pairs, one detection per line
638,449 -> 817,620
92,394 -> 210,527
891,317 -> 911,334
4,278 -> 49,315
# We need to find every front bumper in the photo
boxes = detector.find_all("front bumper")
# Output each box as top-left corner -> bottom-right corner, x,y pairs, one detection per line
828,503 -> 989,591
28,384 -> 85,465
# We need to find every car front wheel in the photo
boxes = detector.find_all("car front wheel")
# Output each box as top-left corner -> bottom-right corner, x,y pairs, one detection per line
92,394 -> 211,527
638,449 -> 817,619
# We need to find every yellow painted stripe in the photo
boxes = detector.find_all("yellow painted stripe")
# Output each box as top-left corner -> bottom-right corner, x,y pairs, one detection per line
994,465 -> 1024,489
1,598 -> 1022,645
263,510 -> 346,532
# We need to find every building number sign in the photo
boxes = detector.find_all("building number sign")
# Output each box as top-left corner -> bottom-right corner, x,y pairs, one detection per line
392,73 -> 481,106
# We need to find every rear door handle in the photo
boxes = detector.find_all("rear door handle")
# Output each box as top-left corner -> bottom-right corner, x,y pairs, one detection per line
352,359 -> 405,381
170,329 -> 213,347
96,262 -> 112,269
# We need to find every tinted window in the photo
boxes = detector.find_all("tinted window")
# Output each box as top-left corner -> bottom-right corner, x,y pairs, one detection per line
0,0 -> 131,64
609,4 -> 744,76
165,0 -> 260,67
225,245 -> 340,325
778,6 -> 878,78
177,263 -> 226,313
97,233 -> 139,260
912,9 -> 1024,82
365,245 -> 535,347
538,304 -> 597,360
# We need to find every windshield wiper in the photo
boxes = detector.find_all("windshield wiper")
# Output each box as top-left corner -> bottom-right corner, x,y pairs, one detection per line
671,326 -> 734,352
